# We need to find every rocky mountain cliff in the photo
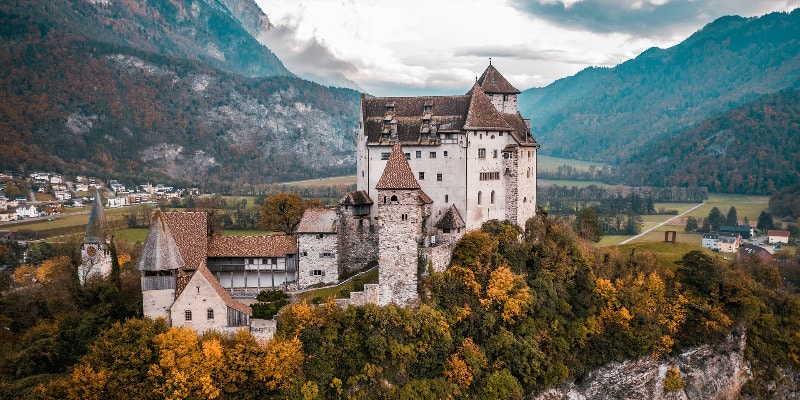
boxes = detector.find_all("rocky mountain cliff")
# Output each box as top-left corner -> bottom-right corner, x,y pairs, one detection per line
0,0 -> 360,190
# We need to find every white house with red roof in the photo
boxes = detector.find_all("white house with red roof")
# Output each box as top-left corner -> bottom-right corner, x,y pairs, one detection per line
768,230 -> 790,244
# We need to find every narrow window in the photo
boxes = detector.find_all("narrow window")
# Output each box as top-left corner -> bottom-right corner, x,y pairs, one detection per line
445,195 -> 449,203
401,214 -> 408,221
477,191 -> 482,205
443,151 -> 448,157
185,310 -> 192,321
491,191 -> 495,204
527,167 -> 531,178
207,309 -> 214,320
416,150 -> 422,158
419,172 -> 425,180
493,150 -> 498,158
437,173 -> 442,181
196,286 -> 200,294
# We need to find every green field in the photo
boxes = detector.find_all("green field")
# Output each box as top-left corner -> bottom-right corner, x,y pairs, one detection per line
537,155 -> 607,172
539,179 -> 610,188
281,175 -> 356,188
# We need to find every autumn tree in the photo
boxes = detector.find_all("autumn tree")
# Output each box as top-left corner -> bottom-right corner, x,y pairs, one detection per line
257,193 -> 320,235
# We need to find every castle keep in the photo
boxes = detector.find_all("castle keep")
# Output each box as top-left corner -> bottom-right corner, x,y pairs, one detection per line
132,63 -> 539,333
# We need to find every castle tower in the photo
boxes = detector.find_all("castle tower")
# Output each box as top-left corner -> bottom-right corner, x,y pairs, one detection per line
477,61 -> 520,115
137,210 -> 184,324
375,142 -> 431,306
78,190 -> 113,284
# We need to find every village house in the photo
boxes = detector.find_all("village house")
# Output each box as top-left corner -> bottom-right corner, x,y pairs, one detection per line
295,208 -> 339,288
767,230 -> 790,244
701,233 -> 719,251
717,233 -> 741,253
738,243 -> 772,261
16,204 -> 39,218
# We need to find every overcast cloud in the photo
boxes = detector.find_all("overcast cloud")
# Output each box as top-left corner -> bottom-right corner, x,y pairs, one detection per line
255,0 -> 799,96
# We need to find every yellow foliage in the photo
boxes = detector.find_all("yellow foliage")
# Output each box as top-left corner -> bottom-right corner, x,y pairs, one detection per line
149,327 -> 221,399
447,266 -> 482,296
480,265 -> 532,324
68,364 -> 109,400
444,354 -> 473,386
117,252 -> 131,266
261,336 -> 304,390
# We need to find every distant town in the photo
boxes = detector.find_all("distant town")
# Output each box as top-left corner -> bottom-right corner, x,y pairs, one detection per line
0,171 -> 197,221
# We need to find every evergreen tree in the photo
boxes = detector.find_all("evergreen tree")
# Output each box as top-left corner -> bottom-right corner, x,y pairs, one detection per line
706,207 -> 725,232
684,216 -> 699,233
757,211 -> 775,232
725,206 -> 738,226
575,208 -> 603,242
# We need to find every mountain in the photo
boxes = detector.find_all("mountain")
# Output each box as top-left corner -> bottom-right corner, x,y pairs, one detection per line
619,88 -> 800,195
0,0 -> 361,190
520,10 -> 800,165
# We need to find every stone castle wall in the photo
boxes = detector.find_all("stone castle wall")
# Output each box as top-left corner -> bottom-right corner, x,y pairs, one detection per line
338,207 -> 378,276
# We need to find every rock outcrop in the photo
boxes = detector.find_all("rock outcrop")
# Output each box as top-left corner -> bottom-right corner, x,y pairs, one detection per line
536,327 -> 750,400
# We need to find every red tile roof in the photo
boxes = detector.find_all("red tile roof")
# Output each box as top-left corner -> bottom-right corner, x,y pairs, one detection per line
376,142 -> 421,190
206,235 -> 298,257
464,83 -> 513,131
296,208 -> 338,233
435,205 -> 466,229
339,190 -> 373,206
162,212 -> 208,271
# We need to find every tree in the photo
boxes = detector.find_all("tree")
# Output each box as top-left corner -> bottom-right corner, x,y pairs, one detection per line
725,206 -> 738,226
757,211 -> 775,233
257,193 -> 313,235
684,216 -> 699,232
574,207 -> 603,243
705,207 -> 725,232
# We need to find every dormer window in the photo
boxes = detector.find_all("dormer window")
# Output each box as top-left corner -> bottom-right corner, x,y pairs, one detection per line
424,105 -> 432,112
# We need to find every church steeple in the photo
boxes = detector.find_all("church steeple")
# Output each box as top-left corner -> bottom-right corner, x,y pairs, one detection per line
84,189 -> 108,244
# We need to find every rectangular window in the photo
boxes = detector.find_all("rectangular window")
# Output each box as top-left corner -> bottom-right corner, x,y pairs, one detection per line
381,152 -> 390,160
437,173 -> 442,181
443,151 -> 448,157
316,233 -> 324,239
493,150 -> 498,158
478,148 -> 486,158
405,153 -> 411,160
207,309 -> 214,320
416,151 -> 422,158
479,172 -> 500,181
429,152 -> 436,158
320,252 -> 334,258
301,251 -> 307,257
419,172 -> 425,180
312,270 -> 324,276
185,310 -> 192,321
445,195 -> 449,203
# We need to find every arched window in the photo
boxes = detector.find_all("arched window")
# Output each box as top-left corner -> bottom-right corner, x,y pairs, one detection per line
491,191 -> 495,204
477,191 -> 482,205
390,195 -> 398,204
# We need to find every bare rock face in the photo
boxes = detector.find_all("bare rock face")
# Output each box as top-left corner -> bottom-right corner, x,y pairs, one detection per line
536,327 -> 750,400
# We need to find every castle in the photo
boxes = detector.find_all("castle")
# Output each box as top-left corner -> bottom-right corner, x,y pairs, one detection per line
128,63 -> 539,335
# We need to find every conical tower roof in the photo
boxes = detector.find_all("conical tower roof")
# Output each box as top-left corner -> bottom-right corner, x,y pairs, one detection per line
464,83 -> 512,131
476,63 -> 520,94
136,210 -> 185,272
376,142 -> 421,190
84,189 -> 107,243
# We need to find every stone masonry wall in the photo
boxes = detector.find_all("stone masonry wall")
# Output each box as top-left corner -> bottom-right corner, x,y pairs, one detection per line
338,207 -> 378,276
377,189 -> 422,306
297,232 -> 339,288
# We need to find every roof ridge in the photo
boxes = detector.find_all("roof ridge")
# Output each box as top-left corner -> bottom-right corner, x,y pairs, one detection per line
464,83 -> 513,131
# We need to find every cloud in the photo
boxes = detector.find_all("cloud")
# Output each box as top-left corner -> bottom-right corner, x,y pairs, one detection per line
257,16 -> 363,90
454,44 -> 621,66
509,0 -> 800,37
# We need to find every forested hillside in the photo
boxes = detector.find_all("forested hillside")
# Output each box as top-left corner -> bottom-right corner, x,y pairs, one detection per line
0,0 -> 361,190
2,216 -> 798,398
620,88 -> 800,194
519,10 -> 800,165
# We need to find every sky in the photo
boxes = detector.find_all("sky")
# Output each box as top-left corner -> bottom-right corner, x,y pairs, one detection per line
254,0 -> 800,97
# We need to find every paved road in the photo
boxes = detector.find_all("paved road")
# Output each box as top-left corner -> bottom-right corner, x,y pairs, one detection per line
619,202 -> 706,245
